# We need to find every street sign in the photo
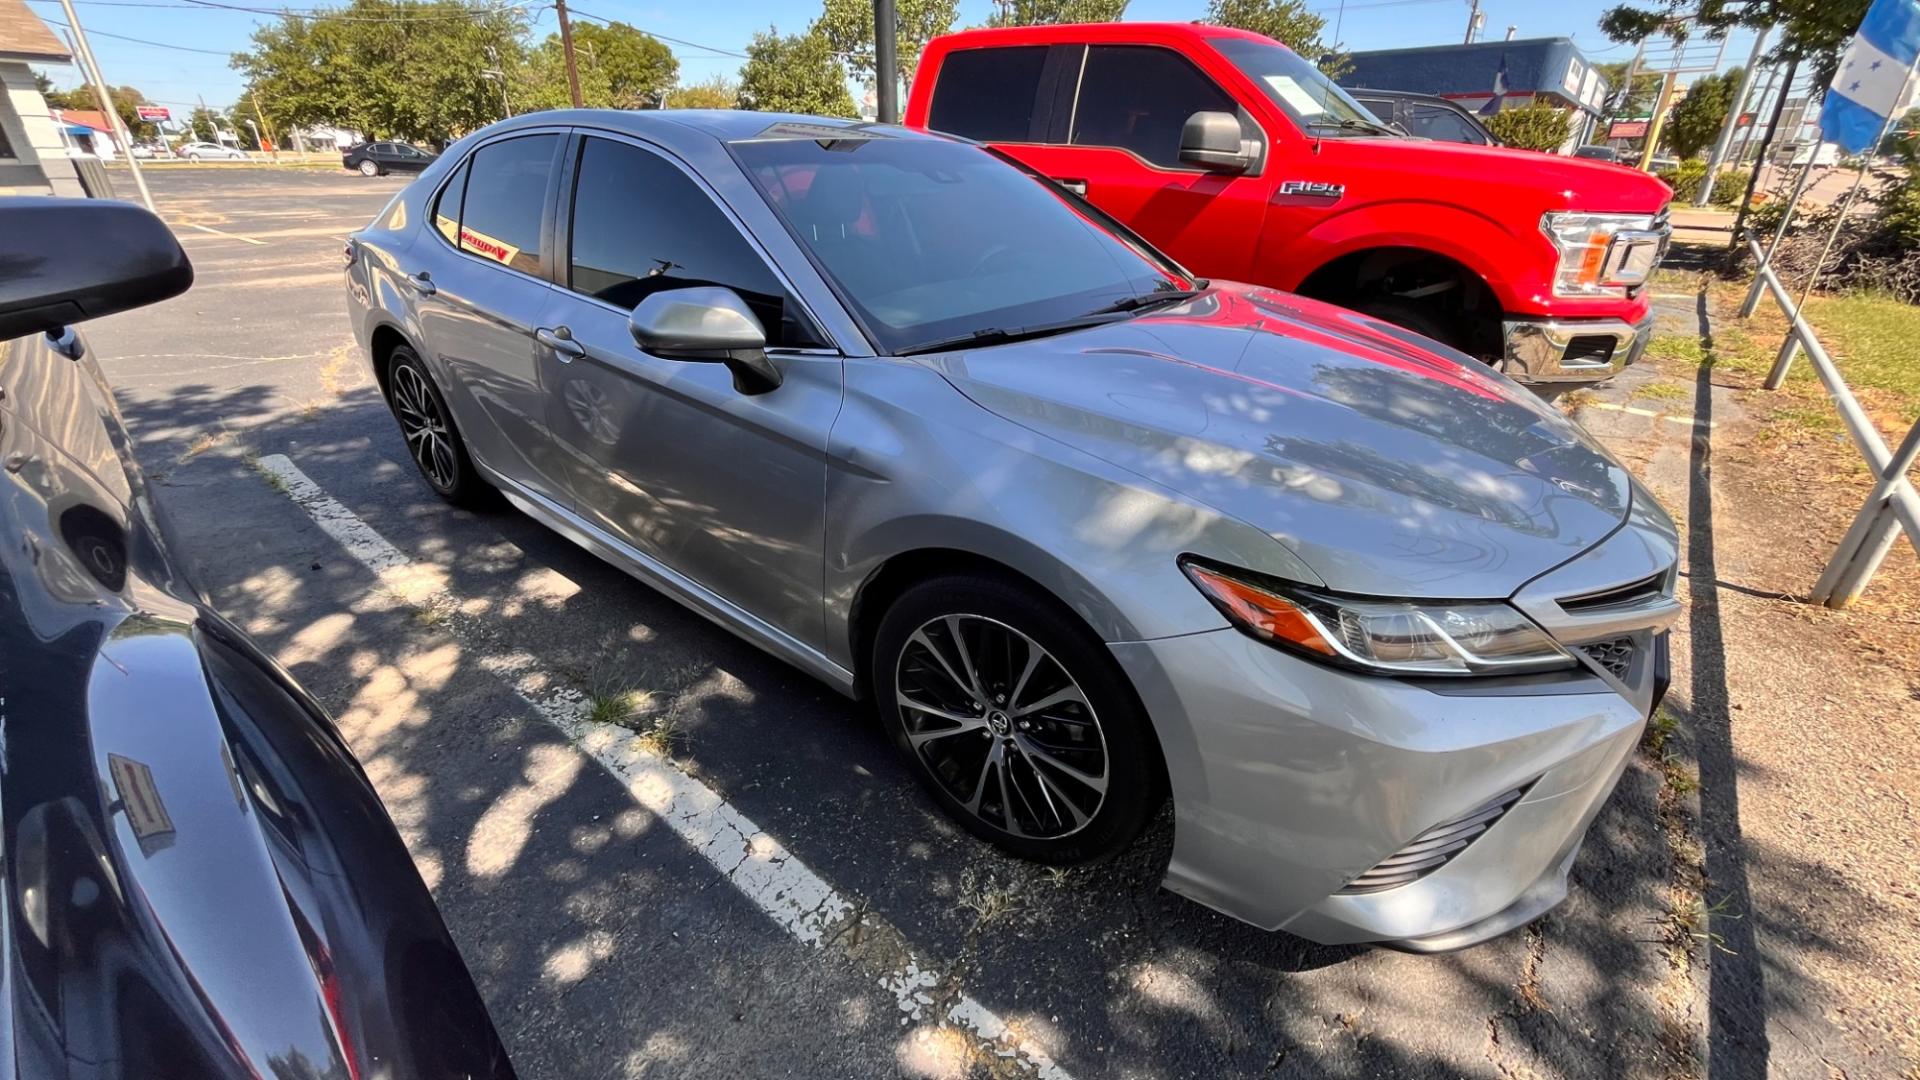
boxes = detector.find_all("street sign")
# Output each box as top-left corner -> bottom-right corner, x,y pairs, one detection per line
1608,119 -> 1650,139
135,105 -> 169,121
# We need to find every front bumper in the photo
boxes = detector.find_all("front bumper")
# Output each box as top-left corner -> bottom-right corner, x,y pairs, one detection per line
1500,314 -> 1655,384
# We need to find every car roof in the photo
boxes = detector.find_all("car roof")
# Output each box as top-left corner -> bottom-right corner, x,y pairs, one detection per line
474,108 -> 951,147
929,21 -> 1278,49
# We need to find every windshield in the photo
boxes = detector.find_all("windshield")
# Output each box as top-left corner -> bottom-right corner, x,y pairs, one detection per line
1211,38 -> 1392,135
732,136 -> 1186,355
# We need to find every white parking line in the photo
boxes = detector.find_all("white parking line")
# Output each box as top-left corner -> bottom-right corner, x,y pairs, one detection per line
1580,400 -> 1717,429
253,454 -> 1072,1079
186,222 -> 269,246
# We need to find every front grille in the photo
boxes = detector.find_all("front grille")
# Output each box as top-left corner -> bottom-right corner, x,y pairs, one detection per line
1558,572 -> 1667,615
1580,636 -> 1637,680
1337,784 -> 1531,895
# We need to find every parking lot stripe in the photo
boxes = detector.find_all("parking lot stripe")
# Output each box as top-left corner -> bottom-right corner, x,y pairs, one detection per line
186,223 -> 269,246
253,453 -> 1073,1079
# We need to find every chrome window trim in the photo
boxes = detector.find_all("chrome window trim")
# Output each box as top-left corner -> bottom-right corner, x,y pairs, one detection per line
562,126 -> 846,355
422,124 -> 572,291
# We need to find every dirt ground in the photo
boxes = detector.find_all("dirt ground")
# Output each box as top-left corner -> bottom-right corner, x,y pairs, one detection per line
1567,274 -> 1920,1079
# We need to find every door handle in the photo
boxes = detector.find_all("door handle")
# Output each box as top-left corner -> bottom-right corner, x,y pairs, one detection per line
536,326 -> 586,360
407,271 -> 436,296
1053,177 -> 1088,197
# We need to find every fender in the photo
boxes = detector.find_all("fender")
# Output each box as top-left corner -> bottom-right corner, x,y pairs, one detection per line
1269,199 -> 1530,312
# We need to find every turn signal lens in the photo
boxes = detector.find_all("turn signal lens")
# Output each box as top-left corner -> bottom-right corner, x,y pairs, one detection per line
1182,564 -> 1336,655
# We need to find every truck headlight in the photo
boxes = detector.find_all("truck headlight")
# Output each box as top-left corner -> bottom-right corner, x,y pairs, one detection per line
1182,559 -> 1575,675
1542,211 -> 1665,298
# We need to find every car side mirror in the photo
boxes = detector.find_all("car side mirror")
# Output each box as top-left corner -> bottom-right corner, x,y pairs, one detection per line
628,286 -> 781,394
1179,111 -> 1252,173
0,198 -> 192,342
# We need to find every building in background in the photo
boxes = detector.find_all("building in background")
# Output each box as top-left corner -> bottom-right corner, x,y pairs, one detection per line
50,105 -> 118,158
1339,38 -> 1611,152
0,0 -> 82,194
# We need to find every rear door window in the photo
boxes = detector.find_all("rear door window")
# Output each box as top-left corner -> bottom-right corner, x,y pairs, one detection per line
927,46 -> 1049,143
1070,45 -> 1238,168
432,157 -> 469,245
457,133 -> 558,275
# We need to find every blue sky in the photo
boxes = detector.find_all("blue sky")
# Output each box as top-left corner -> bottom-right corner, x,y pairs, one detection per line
26,0 -> 1758,115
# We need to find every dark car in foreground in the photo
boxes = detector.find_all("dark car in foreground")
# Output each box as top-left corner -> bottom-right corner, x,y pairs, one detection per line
0,198 -> 514,1079
344,140 -> 437,176
347,111 -> 1678,951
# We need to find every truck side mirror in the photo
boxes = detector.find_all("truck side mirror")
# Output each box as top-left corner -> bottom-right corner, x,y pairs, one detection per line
1179,111 -> 1252,173
0,198 -> 192,342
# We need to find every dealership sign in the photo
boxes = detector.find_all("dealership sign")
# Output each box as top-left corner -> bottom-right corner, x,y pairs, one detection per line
135,105 -> 170,121
1608,119 -> 1650,139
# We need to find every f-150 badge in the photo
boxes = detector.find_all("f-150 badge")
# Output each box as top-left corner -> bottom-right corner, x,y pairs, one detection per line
1278,180 -> 1345,200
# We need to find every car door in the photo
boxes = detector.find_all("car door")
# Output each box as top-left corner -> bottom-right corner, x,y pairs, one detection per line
534,132 -> 842,648
407,130 -> 573,504
989,43 -> 1275,284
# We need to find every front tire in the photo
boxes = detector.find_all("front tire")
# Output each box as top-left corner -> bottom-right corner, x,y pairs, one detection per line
359,159 -> 382,177
871,574 -> 1163,865
384,346 -> 487,507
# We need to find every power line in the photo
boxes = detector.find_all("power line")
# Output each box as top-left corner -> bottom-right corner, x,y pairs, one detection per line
38,16 -> 236,53
31,0 -> 534,22
565,7 -> 746,58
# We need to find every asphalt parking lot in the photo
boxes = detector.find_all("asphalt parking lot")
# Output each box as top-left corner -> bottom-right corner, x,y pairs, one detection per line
87,166 -> 1702,1079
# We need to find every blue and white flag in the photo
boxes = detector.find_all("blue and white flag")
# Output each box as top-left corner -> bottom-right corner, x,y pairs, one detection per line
1821,0 -> 1920,153
1478,56 -> 1509,116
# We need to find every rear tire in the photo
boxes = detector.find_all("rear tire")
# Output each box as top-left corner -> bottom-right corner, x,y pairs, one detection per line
384,346 -> 488,508
359,159 -> 381,177
1354,296 -> 1466,352
871,573 -> 1163,865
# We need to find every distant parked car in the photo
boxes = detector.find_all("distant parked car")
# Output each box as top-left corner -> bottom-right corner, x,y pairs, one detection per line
177,141 -> 248,161
1574,145 -> 1621,162
1345,89 -> 1496,146
343,140 -> 437,177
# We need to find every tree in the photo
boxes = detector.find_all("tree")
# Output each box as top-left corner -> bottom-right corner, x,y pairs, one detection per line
41,83 -> 158,139
1663,65 -> 1743,159
188,106 -> 221,143
666,75 -> 738,109
987,0 -> 1127,26
33,70 -> 53,94
1594,60 -> 1663,117
1599,0 -> 1865,89
816,0 -> 957,87
1484,101 -> 1573,151
1203,0 -> 1345,75
738,27 -> 857,117
517,21 -> 678,111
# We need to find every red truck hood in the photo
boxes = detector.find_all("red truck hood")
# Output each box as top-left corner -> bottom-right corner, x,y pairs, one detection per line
1322,135 -> 1673,214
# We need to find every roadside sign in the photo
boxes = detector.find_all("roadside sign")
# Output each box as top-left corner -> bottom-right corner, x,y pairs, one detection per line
1608,119 -> 1650,139
136,105 -> 170,121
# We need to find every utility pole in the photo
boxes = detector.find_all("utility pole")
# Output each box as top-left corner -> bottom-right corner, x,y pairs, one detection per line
555,0 -> 583,108
874,0 -> 899,124
1694,26 -> 1770,207
1730,53 -> 1801,250
250,94 -> 279,163
485,45 -> 513,118
1637,71 -> 1679,170
55,0 -> 153,210
1463,0 -> 1481,44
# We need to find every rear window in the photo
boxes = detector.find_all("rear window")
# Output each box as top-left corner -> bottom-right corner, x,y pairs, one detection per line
457,134 -> 557,275
927,46 -> 1048,143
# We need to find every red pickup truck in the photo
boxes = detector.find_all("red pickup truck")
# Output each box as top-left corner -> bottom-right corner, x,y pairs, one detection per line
905,23 -> 1673,385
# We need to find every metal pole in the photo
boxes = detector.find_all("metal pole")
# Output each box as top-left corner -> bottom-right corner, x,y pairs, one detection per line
1639,71 -> 1679,171
874,0 -> 899,124
1695,27 -> 1770,207
1730,53 -> 1800,250
55,0 -> 153,211
250,94 -> 278,163
556,0 -> 583,108
1811,416 -> 1920,605
1463,0 -> 1479,43
1739,153 -> 1817,317
1733,62 -> 1778,166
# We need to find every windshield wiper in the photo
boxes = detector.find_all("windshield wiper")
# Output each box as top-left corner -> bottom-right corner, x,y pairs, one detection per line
897,313 -> 1134,356
1308,116 -> 1400,138
1084,284 -> 1208,315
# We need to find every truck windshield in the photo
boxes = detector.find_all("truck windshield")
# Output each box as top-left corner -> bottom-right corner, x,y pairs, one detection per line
733,135 -> 1189,355
1211,38 -> 1395,136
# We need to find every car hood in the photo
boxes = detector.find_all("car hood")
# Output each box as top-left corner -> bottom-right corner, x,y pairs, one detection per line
1321,136 -> 1675,213
920,284 -> 1631,598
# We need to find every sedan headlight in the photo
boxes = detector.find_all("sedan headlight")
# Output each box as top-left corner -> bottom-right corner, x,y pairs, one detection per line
1541,211 -> 1665,298
1181,560 -> 1575,676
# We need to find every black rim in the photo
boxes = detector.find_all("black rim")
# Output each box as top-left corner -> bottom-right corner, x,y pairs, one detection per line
391,362 -> 457,491
893,614 -> 1108,840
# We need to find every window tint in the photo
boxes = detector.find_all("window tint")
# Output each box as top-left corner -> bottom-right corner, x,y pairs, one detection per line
927,46 -> 1048,143
1404,103 -> 1485,144
1071,45 -> 1237,167
458,134 -> 556,274
433,157 -> 469,245
568,137 -> 819,348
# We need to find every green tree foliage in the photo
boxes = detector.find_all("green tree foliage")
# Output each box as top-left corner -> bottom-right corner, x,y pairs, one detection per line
1203,0 -> 1344,75
816,0 -> 957,86
1662,65 -> 1743,159
738,27 -> 857,117
187,106 -> 222,143
665,75 -> 739,109
232,0 -> 527,144
515,21 -> 678,111
1593,61 -> 1663,116
987,0 -> 1127,26
1598,0 -> 1865,89
42,83 -> 158,138
1484,101 -> 1572,151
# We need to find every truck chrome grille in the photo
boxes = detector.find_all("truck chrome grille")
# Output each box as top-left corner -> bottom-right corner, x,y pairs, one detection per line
1337,784 -> 1530,895
1580,636 -> 1637,681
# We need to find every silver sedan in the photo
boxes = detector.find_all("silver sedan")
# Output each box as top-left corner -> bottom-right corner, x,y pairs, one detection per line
344,110 -> 1679,951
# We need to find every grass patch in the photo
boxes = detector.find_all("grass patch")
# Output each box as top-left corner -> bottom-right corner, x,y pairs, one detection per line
584,686 -> 655,727
1644,333 -> 1707,365
1633,381 -> 1690,402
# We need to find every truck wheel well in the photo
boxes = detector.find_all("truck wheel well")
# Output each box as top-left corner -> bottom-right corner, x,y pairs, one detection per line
1294,247 -> 1503,361
369,325 -> 410,398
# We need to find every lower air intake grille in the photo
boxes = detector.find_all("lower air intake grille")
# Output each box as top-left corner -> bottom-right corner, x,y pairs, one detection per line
1338,785 -> 1530,895
1581,636 -> 1637,680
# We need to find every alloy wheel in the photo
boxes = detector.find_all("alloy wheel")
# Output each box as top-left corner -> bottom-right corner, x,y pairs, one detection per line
391,363 -> 458,491
893,614 -> 1109,839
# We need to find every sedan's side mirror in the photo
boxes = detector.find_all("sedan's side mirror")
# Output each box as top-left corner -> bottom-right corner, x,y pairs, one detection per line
1179,111 -> 1253,173
0,198 -> 192,342
628,286 -> 781,394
